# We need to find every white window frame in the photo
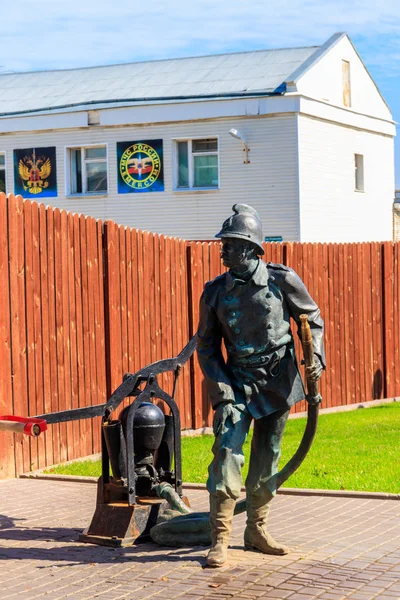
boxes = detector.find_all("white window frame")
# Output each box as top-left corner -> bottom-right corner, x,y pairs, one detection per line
173,136 -> 220,192
354,153 -> 364,192
0,152 -> 6,194
65,143 -> 109,196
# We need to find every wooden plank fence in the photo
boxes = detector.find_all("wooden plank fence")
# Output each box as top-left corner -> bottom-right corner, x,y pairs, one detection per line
0,192 -> 399,477
0,194 -> 106,477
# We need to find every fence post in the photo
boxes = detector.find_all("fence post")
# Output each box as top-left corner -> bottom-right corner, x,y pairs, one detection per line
0,193 -> 14,477
103,221 -> 122,397
382,242 -> 395,399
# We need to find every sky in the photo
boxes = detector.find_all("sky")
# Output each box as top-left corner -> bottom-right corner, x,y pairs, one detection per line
1,0 -> 399,185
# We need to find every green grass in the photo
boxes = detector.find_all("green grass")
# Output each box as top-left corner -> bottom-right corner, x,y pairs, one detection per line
44,404 -> 400,494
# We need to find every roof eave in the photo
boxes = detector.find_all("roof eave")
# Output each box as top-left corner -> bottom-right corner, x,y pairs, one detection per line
0,89 -> 285,119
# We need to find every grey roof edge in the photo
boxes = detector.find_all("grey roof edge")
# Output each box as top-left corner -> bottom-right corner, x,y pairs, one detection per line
284,32 -> 346,85
0,90 -> 282,119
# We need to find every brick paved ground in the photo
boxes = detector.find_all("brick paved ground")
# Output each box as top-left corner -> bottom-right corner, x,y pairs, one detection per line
0,479 -> 399,600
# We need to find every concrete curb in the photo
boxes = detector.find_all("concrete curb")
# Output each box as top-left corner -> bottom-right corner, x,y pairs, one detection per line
19,473 -> 400,501
20,473 -> 98,484
182,482 -> 400,501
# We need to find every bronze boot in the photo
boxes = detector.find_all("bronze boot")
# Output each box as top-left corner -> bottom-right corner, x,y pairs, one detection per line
206,495 -> 236,567
244,498 -> 289,555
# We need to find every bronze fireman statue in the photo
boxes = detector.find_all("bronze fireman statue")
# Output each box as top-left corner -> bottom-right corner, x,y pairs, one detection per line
197,204 -> 325,567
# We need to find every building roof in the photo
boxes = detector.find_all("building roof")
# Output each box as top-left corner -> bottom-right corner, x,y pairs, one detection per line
0,36 -> 344,117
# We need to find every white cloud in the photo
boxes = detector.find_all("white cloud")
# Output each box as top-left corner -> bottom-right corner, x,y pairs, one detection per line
1,0 -> 400,74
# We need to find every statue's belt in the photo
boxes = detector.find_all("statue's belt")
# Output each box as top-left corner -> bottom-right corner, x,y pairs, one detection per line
229,342 -> 290,369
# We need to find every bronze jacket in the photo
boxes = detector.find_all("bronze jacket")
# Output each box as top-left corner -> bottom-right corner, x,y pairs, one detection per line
197,260 -> 325,417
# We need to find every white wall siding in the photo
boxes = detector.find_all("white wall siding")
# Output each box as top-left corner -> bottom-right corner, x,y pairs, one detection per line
0,114 -> 300,241
298,115 -> 394,242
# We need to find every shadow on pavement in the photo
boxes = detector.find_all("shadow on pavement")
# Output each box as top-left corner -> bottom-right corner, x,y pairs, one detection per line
0,514 -> 208,566
0,543 -> 208,566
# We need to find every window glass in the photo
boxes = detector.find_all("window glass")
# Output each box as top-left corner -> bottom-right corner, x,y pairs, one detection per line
85,147 -> 107,160
194,155 -> 218,187
69,146 -> 107,194
177,142 -> 189,187
175,138 -> 218,190
86,162 -> 107,192
70,149 -> 82,194
355,154 -> 364,192
0,154 -> 5,193
192,139 -> 218,153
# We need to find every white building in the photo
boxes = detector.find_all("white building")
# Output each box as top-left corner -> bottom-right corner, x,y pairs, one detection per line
0,32 -> 395,242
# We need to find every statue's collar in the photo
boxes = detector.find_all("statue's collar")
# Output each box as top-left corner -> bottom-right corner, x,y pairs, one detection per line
226,260 -> 269,291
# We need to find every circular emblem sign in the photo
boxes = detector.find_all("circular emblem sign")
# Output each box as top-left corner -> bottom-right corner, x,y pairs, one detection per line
119,143 -> 161,190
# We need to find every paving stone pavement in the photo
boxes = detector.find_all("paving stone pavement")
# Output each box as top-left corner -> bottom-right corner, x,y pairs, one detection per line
0,479 -> 399,600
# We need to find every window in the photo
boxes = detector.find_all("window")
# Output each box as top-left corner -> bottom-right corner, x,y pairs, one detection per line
355,154 -> 364,192
68,145 -> 107,195
342,60 -> 351,107
176,138 -> 218,189
0,153 -> 5,194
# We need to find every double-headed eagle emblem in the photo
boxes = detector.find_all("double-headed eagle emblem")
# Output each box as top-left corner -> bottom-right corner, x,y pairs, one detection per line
19,154 -> 52,195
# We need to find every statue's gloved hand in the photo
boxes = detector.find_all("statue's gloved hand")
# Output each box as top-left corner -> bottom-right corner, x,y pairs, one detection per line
213,402 -> 241,436
306,354 -> 323,382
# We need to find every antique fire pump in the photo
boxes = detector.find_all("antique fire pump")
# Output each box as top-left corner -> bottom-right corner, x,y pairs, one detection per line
1,337 -> 197,547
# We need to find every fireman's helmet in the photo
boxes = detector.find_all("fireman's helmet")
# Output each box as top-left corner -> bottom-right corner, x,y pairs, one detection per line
215,204 -> 264,255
